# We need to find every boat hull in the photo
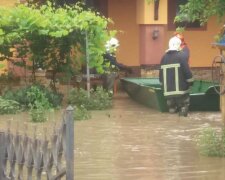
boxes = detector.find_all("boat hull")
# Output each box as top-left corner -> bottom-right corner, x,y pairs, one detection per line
120,78 -> 220,112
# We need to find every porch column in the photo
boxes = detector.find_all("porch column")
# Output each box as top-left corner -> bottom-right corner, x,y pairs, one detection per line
136,0 -> 168,66
139,25 -> 166,65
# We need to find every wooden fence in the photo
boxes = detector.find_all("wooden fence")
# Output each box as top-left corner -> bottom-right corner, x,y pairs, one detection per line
0,106 -> 74,180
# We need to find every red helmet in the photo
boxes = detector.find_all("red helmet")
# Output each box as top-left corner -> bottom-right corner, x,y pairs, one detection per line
174,32 -> 186,48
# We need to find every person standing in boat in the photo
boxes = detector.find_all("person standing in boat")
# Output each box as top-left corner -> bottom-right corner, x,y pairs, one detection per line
159,36 -> 194,117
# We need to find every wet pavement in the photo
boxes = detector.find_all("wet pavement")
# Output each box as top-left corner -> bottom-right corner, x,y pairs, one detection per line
75,92 -> 225,180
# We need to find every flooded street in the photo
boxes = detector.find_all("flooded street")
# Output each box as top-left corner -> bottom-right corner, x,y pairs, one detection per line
0,92 -> 224,180
75,93 -> 225,180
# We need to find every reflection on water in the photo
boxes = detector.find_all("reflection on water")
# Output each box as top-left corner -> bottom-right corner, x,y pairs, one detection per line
0,109 -> 64,138
75,93 -> 225,180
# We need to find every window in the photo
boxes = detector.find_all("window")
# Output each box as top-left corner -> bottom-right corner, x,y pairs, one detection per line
168,0 -> 206,31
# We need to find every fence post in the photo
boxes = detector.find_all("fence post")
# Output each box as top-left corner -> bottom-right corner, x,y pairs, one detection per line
0,132 -> 5,179
65,106 -> 74,180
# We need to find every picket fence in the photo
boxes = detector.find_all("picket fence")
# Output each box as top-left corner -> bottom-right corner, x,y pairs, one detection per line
0,106 -> 74,180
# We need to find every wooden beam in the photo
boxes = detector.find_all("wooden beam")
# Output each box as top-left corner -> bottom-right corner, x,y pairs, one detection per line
154,0 -> 160,20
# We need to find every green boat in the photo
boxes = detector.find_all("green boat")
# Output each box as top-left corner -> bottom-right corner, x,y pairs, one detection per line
120,77 -> 220,112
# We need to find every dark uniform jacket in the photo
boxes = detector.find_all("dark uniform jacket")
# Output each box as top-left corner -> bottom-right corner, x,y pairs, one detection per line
103,53 -> 131,73
159,50 -> 193,97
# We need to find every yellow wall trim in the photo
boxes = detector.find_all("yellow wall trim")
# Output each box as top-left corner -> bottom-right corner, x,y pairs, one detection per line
0,0 -> 17,7
137,0 -> 167,24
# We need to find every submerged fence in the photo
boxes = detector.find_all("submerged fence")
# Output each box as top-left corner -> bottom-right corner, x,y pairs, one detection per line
0,106 -> 74,180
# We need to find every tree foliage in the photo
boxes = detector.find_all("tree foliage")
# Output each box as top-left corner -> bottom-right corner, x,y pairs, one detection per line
175,0 -> 225,26
0,2 -> 115,90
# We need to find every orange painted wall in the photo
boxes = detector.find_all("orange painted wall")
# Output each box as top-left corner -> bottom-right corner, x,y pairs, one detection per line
108,0 -> 222,68
136,0 -> 167,24
108,0 -> 139,66
0,0 -> 17,7
136,0 -> 167,66
165,17 -> 222,67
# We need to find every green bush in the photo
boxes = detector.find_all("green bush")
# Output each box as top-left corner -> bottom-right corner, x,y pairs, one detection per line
67,87 -> 112,110
44,90 -> 63,108
2,84 -> 62,122
74,105 -> 91,121
67,88 -> 90,108
29,105 -> 48,123
91,86 -> 112,110
26,86 -> 53,123
2,87 -> 28,109
35,84 -> 63,108
196,127 -> 225,157
27,86 -> 51,109
0,97 -> 20,114
3,84 -> 63,109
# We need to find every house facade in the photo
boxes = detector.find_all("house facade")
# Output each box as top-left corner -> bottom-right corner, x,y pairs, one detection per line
0,0 -> 223,78
93,0 -> 222,78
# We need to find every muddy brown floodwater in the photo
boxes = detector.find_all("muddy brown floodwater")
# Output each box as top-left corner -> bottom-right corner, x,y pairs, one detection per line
0,92 -> 225,180
75,92 -> 225,180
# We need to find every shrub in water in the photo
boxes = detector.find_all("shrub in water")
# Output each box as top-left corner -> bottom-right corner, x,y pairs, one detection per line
196,127 -> 225,157
67,87 -> 112,110
91,86 -> 112,110
35,84 -> 63,108
0,97 -> 20,114
67,88 -> 90,108
3,84 -> 63,109
74,105 -> 91,121
3,87 -> 29,109
29,106 -> 47,123
27,86 -> 51,109
27,86 -> 51,123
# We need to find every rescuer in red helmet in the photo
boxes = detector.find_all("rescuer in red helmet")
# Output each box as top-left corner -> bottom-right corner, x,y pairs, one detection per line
174,32 -> 190,63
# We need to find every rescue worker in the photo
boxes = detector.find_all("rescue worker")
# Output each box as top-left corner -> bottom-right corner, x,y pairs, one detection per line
102,37 -> 132,93
174,32 -> 190,63
159,36 -> 194,117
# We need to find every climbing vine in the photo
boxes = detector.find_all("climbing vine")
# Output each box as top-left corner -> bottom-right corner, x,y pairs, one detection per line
0,2 -> 115,90
175,0 -> 225,26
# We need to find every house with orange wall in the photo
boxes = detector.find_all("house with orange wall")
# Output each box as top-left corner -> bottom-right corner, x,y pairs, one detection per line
0,0 -> 223,78
92,0 -> 223,78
